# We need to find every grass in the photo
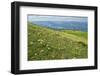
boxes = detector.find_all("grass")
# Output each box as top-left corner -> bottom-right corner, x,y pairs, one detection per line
28,22 -> 88,61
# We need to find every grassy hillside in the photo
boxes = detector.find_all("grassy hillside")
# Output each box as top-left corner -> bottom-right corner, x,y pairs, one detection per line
28,22 -> 88,61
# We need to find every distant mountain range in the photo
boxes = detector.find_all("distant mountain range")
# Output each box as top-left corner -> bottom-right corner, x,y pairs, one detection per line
31,21 -> 88,32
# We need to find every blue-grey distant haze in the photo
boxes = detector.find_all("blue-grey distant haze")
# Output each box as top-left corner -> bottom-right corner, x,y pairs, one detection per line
28,15 -> 88,32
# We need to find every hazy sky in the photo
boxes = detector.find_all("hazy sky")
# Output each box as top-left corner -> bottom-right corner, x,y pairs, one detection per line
28,15 -> 88,22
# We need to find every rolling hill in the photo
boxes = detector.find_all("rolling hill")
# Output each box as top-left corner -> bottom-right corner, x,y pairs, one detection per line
28,22 -> 88,61
32,21 -> 88,32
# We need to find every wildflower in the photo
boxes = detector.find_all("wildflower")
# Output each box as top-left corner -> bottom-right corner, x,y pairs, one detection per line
37,39 -> 40,41
52,55 -> 55,58
30,42 -> 33,45
38,33 -> 40,35
46,44 -> 49,47
34,53 -> 37,55
38,39 -> 44,42
40,50 -> 44,52
40,42 -> 43,44
48,47 -> 50,49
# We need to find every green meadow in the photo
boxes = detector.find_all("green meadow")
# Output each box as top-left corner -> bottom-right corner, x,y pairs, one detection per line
28,22 -> 88,61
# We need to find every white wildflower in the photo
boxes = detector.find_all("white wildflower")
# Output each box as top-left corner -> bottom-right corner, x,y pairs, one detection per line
35,53 -> 37,55
48,47 -> 50,49
38,39 -> 44,42
40,42 -> 43,44
37,39 -> 40,41
30,42 -> 33,45
40,50 -> 44,52
46,44 -> 49,47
